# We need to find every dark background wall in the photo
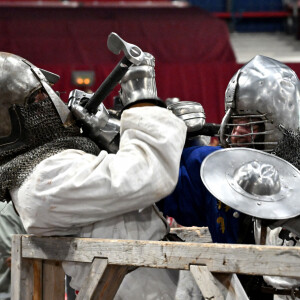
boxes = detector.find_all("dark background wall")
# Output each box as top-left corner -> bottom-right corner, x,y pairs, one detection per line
0,3 -> 299,123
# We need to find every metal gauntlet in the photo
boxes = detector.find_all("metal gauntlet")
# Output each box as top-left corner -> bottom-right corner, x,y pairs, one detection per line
119,52 -> 166,110
68,89 -> 120,153
167,100 -> 206,134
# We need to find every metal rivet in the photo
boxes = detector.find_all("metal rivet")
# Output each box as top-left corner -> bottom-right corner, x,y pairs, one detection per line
233,212 -> 240,218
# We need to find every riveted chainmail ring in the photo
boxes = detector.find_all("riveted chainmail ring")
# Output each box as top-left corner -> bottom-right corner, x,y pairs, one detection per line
0,98 -> 100,202
272,126 -> 300,171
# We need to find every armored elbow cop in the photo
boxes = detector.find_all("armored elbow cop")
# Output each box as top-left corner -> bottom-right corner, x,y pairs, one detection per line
118,53 -> 166,110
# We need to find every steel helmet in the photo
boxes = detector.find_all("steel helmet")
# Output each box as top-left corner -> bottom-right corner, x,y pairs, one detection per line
220,55 -> 300,152
0,52 -> 71,136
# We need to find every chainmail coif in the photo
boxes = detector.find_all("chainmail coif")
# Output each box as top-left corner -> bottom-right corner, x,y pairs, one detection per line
0,98 -> 100,202
273,126 -> 300,171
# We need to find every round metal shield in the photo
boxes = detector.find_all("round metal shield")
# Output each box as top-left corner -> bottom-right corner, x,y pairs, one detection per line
200,148 -> 300,220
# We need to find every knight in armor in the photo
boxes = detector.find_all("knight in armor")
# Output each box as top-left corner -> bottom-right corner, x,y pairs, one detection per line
0,60 -> 63,300
157,55 -> 300,299
0,50 -> 193,299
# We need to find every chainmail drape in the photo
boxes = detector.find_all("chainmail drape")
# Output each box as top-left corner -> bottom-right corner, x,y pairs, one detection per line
273,126 -> 300,171
0,98 -> 100,202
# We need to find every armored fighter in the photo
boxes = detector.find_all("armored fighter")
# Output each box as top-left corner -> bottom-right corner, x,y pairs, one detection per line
158,55 -> 300,299
0,33 -> 190,299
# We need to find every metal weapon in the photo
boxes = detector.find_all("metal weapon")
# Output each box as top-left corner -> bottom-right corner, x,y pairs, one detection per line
188,123 -> 220,137
84,32 -> 145,114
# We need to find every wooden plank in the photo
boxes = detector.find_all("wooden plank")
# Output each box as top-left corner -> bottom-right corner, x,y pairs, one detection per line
213,273 -> 249,300
92,264 -> 129,300
11,235 -> 34,300
33,260 -> 42,300
190,265 -> 249,300
21,235 -> 300,278
77,258 -> 108,300
77,258 -> 129,300
190,265 -> 224,299
171,227 -> 212,243
42,260 -> 65,300
11,235 -> 22,300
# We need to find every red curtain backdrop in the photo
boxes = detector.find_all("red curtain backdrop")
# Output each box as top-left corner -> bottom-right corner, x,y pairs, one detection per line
2,5 -> 298,124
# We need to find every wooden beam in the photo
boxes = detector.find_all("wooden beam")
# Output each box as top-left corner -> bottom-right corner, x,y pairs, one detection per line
11,235 -> 34,300
76,258 -> 109,300
93,264 -> 129,300
190,266 -> 249,300
190,265 -> 224,299
171,227 -> 212,243
33,260 -> 42,300
77,258 -> 129,300
21,235 -> 300,278
42,261 -> 65,300
213,273 -> 249,300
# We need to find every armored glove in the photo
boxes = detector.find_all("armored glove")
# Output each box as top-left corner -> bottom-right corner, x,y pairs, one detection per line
118,52 -> 166,110
166,99 -> 206,134
68,89 -> 120,153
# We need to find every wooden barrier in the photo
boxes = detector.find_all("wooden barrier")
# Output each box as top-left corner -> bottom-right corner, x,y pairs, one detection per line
11,227 -> 300,300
